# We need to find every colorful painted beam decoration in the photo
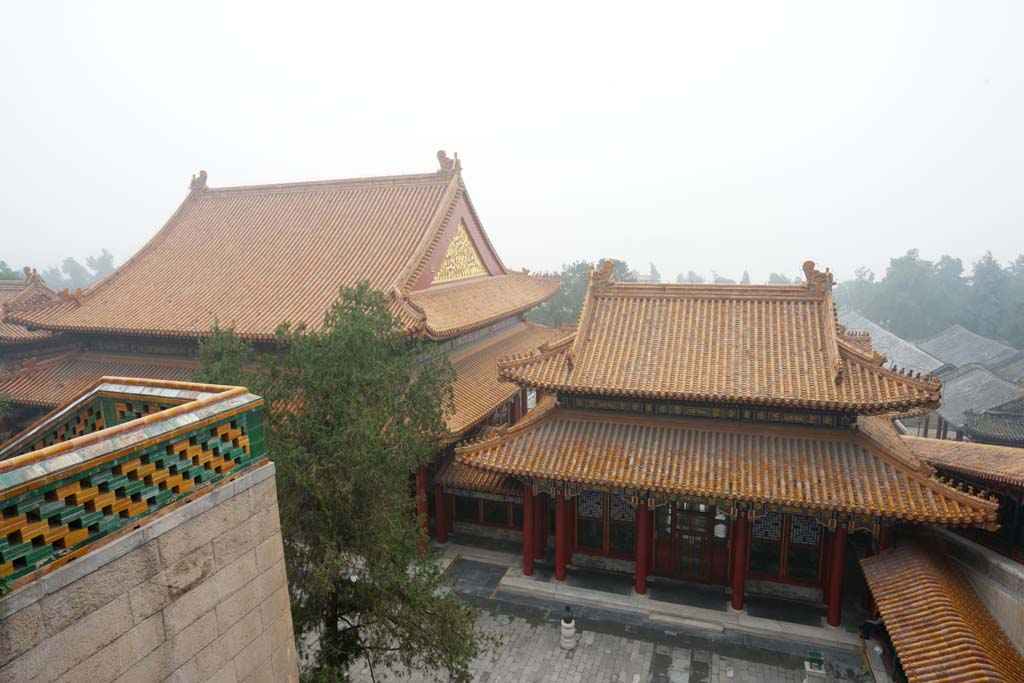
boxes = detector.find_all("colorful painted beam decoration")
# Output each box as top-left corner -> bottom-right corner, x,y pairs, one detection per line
0,377 -> 268,586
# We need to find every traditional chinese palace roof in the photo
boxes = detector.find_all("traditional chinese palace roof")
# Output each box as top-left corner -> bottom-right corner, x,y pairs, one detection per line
961,409 -> 1024,448
903,435 -> 1024,488
0,324 -> 558,439
861,542 -> 1024,683
836,308 -> 947,375
0,271 -> 59,345
456,396 -> 997,525
498,261 -> 941,415
918,324 -> 1021,371
450,261 -> 1003,526
0,378 -> 268,587
932,363 -> 1022,429
447,322 -> 563,439
4,156 -> 558,342
0,352 -> 198,408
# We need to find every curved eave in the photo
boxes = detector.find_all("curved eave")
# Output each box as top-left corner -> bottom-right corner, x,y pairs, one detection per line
495,371 -> 941,415
456,453 -> 994,526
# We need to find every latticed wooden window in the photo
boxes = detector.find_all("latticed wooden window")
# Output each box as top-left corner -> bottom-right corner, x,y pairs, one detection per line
786,514 -> 822,581
576,492 -> 636,557
750,512 -> 783,576
753,512 -> 782,540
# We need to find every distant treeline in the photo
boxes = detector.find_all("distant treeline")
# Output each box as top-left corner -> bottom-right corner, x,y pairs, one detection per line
834,249 -> 1024,346
0,249 -> 115,290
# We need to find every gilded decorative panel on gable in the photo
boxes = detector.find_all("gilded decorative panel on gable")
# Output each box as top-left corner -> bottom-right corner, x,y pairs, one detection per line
433,222 -> 487,284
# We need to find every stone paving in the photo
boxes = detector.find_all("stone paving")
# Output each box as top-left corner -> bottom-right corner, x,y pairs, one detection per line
349,558 -> 871,682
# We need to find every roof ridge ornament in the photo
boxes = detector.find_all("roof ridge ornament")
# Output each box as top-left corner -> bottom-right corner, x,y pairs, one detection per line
189,170 -> 208,193
802,260 -> 834,294
590,259 -> 615,293
22,267 -> 41,285
436,150 -> 461,178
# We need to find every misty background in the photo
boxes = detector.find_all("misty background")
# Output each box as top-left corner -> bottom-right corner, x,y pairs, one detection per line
1,2 -> 1022,287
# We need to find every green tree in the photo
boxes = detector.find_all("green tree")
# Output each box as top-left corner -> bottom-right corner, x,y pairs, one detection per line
676,270 -> 705,284
39,250 -> 117,290
968,251 -> 1011,340
195,284 -> 485,682
86,249 -> 115,281
528,258 -> 636,328
767,272 -> 794,284
0,262 -> 20,280
648,262 -> 661,283
712,272 -> 736,284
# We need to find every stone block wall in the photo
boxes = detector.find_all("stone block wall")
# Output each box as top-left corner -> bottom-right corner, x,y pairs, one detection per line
0,463 -> 299,682
940,528 -> 1024,653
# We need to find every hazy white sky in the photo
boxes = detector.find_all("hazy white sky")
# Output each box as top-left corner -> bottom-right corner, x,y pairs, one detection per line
1,1 -> 1022,284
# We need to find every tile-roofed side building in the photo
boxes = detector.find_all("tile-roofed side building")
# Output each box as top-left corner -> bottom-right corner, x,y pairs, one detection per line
933,363 -> 1022,430
990,350 -> 1024,384
5,155 -> 558,342
498,260 -> 941,414
837,308 -> 947,375
0,271 -> 59,345
903,435 -> 1024,487
0,352 -> 197,410
446,322 -> 563,439
861,542 -> 1024,683
918,323 -> 1021,370
960,409 -> 1024,448
455,396 -> 998,527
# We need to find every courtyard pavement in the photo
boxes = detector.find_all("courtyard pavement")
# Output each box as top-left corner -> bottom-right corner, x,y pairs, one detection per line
350,553 -> 875,683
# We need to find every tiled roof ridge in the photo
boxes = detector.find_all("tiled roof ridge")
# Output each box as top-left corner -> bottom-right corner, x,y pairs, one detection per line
4,163 -> 461,329
857,418 -> 999,517
455,405 -> 997,524
396,172 -> 467,293
943,361 -> 1019,385
0,377 -> 254,475
195,170 -> 448,197
839,341 -> 943,392
447,320 -> 544,365
0,351 -> 79,380
861,541 -> 1024,682
915,322 -> 971,346
904,435 -> 1024,487
0,269 -> 59,315
5,192 -> 203,326
496,331 -> 576,376
456,393 -> 560,452
411,272 -> 560,339
457,180 -> 508,276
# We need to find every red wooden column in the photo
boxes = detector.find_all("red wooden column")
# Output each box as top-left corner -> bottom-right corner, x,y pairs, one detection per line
434,484 -> 448,544
878,525 -> 893,552
555,492 -> 568,581
533,493 -> 547,560
827,524 -> 848,627
730,513 -> 750,611
635,504 -> 651,595
416,465 -> 429,554
523,490 -> 535,576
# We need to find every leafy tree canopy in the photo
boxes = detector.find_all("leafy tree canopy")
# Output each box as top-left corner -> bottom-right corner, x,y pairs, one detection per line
195,283 -> 486,682
676,270 -> 705,284
528,258 -> 636,328
0,261 -> 20,280
834,249 -> 1024,346
39,249 -> 115,290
